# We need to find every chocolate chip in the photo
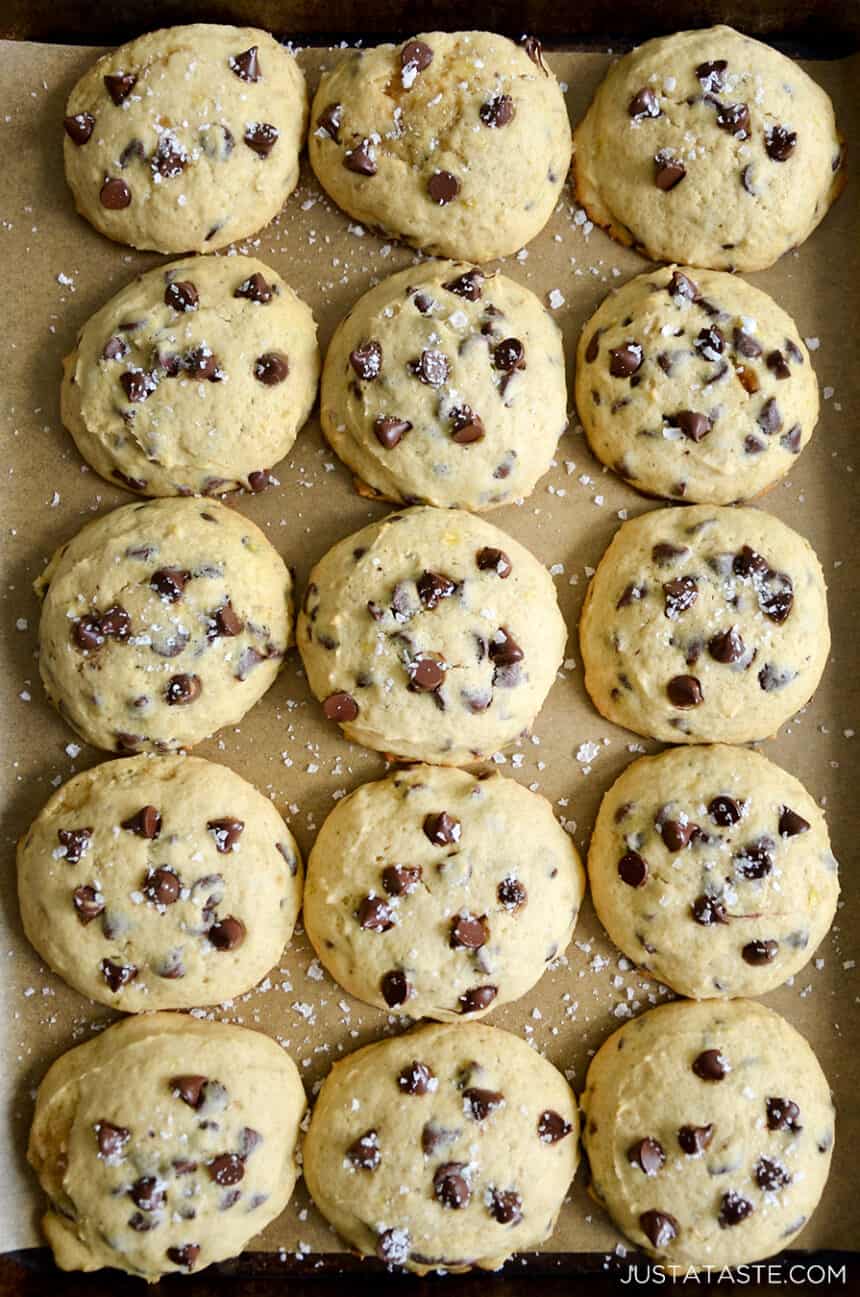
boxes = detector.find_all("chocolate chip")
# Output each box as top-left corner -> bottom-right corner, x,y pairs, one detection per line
401,39 -> 433,76
167,1245 -> 200,1270
152,132 -> 188,178
678,1123 -> 714,1154
765,125 -> 797,161
781,424 -> 802,453
628,87 -> 660,119
164,280 -> 198,312
742,939 -> 779,965
398,1062 -> 435,1095
618,851 -> 648,887
101,959 -> 138,992
668,271 -> 700,302
464,1087 -> 503,1120
417,570 -> 457,609
434,1163 -> 470,1208
376,1228 -> 410,1267
150,567 -> 190,603
64,112 -> 95,145
708,626 -> 745,664
381,969 -> 411,1007
423,812 -> 460,847
95,1120 -> 130,1160
488,627 -> 523,667
628,1137 -> 665,1175
244,123 -> 278,157
489,1188 -> 522,1224
412,348 -> 449,386
480,94 -> 515,128
316,102 -> 343,142
758,397 -> 783,434
207,818 -> 244,854
165,674 -> 201,706
348,1129 -> 381,1170
654,152 -> 686,190
733,327 -> 762,358
709,795 -> 741,826
741,163 -> 757,195
758,663 -> 795,692
493,338 -> 526,374
185,346 -> 222,382
755,1157 -> 791,1191
713,101 -> 750,136
661,819 -> 697,852
695,326 -> 725,359
247,470 -> 270,493
692,1049 -> 729,1081
735,837 -> 774,879
142,866 -> 179,907
673,410 -> 712,442
235,272 -> 272,303
210,602 -> 243,638
667,675 -> 703,708
254,352 -> 289,385
766,1097 -> 802,1132
170,1074 -> 207,1108
537,1109 -> 572,1143
323,692 -> 359,722
350,340 -> 383,381
58,826 -> 92,864
120,369 -> 153,402
374,415 -> 412,448
209,1153 -> 245,1186
100,176 -> 131,209
640,1209 -> 679,1248
696,59 -> 727,90
450,406 -> 485,444
344,142 -> 377,175
427,171 -> 460,204
208,916 -> 245,951
521,34 -> 548,71
102,335 -> 128,361
119,805 -> 162,845
766,349 -> 791,380
72,884 -> 104,924
383,864 -> 422,896
458,985 -> 497,1014
663,575 -> 698,619
450,913 -> 489,950
408,653 -> 446,692
129,1176 -> 164,1211
358,895 -> 395,932
497,876 -> 527,912
779,806 -> 811,839
719,1191 -> 753,1228
609,342 -> 643,378
442,269 -> 483,300
229,46 -> 260,82
104,73 -> 137,104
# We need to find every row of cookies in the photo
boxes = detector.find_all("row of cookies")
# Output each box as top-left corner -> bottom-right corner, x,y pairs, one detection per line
61,251 -> 820,510
62,24 -> 842,271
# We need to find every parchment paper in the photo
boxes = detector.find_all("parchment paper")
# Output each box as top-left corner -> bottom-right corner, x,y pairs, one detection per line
0,39 -> 857,1263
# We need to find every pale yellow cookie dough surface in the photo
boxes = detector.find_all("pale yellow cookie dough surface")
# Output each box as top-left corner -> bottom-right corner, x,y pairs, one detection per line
35,497 -> 293,753
17,754 -> 302,1010
62,255 -> 319,497
298,506 -> 567,765
588,745 -> 839,999
573,25 -> 843,271
303,1021 -> 578,1274
28,1013 -> 306,1280
309,31 -> 571,262
575,265 -> 819,504
579,505 -> 829,744
321,260 -> 566,510
63,24 -> 307,253
581,999 -> 835,1270
304,765 -> 584,1019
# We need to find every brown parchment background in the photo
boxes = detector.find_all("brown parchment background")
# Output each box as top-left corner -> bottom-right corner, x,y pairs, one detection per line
0,38 -> 858,1263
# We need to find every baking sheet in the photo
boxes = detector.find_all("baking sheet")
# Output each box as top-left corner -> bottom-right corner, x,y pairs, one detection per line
0,38 -> 858,1263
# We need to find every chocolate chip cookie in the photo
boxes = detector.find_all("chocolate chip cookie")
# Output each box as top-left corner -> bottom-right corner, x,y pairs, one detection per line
588,744 -> 839,998
303,1020 -> 578,1274
581,999 -> 835,1269
579,505 -> 829,743
309,32 -> 571,262
298,506 -> 567,764
304,765 -> 584,1018
573,25 -> 844,271
576,265 -> 818,504
321,261 -> 567,510
28,1012 -> 306,1279
35,498 -> 293,753
17,754 -> 303,1010
63,24 -> 307,253
62,256 -> 319,497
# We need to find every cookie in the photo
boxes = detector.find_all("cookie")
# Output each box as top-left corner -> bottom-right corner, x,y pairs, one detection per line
576,265 -> 818,504
28,1012 -> 306,1279
304,765 -> 584,1019
579,505 -> 829,744
321,261 -> 566,510
588,744 -> 839,999
61,256 -> 319,498
298,506 -> 567,764
581,999 -> 835,1269
63,24 -> 307,253
303,1020 -> 578,1274
573,25 -> 844,271
17,754 -> 302,1010
308,32 -> 571,262
35,497 -> 293,753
